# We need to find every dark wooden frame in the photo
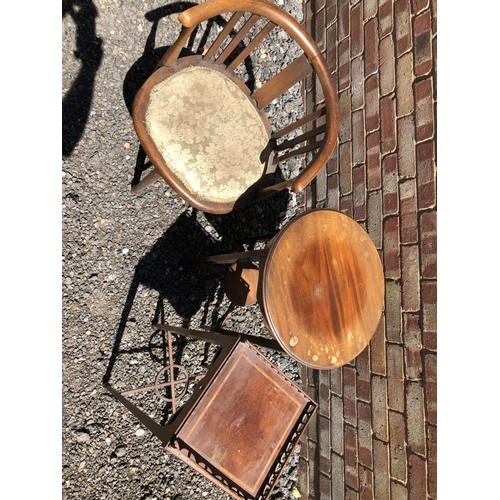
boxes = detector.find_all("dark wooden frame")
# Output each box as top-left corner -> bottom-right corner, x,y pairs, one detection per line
104,324 -> 317,500
131,0 -> 340,214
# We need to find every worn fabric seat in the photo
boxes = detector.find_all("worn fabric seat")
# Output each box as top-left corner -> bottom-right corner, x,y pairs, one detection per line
145,66 -> 269,204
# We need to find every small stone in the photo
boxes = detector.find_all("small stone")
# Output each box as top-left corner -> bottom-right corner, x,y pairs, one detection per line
135,428 -> 145,437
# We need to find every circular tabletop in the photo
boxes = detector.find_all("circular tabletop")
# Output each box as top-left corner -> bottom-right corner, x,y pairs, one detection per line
260,209 -> 385,369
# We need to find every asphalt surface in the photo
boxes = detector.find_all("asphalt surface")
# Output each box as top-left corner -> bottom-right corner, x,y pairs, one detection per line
62,1 -> 308,498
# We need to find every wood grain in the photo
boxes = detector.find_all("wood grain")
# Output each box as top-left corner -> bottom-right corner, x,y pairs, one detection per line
261,209 -> 385,369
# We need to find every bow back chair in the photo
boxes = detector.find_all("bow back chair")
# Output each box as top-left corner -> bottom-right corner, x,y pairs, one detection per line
104,323 -> 317,500
131,0 -> 340,214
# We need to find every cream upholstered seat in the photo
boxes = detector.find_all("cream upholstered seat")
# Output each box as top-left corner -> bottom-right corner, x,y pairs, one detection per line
145,66 -> 269,204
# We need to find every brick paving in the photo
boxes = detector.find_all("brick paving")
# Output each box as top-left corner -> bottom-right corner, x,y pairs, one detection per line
298,0 -> 437,498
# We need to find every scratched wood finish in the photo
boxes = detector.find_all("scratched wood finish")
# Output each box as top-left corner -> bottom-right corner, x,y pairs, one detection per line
174,340 -> 315,499
261,209 -> 385,369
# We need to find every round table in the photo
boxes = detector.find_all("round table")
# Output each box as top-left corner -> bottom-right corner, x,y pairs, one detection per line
259,209 -> 384,369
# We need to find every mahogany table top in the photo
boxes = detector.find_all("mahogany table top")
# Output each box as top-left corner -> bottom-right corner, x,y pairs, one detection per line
260,209 -> 385,369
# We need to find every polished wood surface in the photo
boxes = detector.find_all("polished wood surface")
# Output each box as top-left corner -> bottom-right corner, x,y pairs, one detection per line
175,340 -> 314,498
260,209 -> 385,369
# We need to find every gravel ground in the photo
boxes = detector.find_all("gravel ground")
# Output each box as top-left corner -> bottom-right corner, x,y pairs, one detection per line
62,1 -> 308,499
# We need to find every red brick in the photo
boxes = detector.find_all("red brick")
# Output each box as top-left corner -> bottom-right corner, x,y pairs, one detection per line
370,317 -> 387,375
320,472 -> 332,498
326,1 -> 337,25
397,115 -> 416,178
373,439 -> 391,499
387,344 -> 405,412
359,465 -> 374,500
416,140 -> 436,209
350,2 -> 363,57
419,210 -> 436,279
358,401 -> 373,468
314,7 -> 326,52
298,455 -> 309,493
424,352 -> 437,425
343,366 -> 357,426
338,37 -> 350,91
364,0 -> 378,20
345,425 -> 359,490
383,216 -> 400,279
367,131 -> 382,190
326,22 -> 337,73
406,381 -> 426,456
353,164 -> 366,220
319,371 -> 331,418
365,18 -> 379,77
338,0 -> 350,40
371,374 -> 388,441
331,365 -> 342,396
414,9 -> 432,76
351,56 -> 365,110
327,173 -> 340,210
379,0 -> 393,38
396,52 -> 414,116
391,481 -> 409,500
352,109 -> 366,164
340,193 -> 353,217
382,154 -> 399,215
385,281 -> 402,342
367,189 -> 383,248
339,88 -> 352,143
412,0 -> 429,14
408,453 -> 427,499
331,394 -> 344,454
415,77 -> 434,141
339,141 -> 352,195
314,73 -> 325,104
365,73 -> 380,133
356,347 -> 371,402
427,424 -> 437,498
380,34 -> 396,96
399,178 -> 418,243
404,312 -> 423,381
389,410 -> 407,482
421,279 -> 436,303
395,0 -> 412,56
313,0 -> 326,13
319,415 -> 331,473
327,148 -> 339,175
331,452 -> 345,499
381,94 -> 397,154
401,245 -> 420,311
308,439 -> 319,487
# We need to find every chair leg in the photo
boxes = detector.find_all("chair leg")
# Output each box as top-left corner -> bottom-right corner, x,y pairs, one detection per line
131,168 -> 163,194
185,248 -> 270,265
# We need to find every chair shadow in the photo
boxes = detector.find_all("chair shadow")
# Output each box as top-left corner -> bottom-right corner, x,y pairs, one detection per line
104,2 -> 294,421
62,0 -> 103,157
102,182 -> 290,416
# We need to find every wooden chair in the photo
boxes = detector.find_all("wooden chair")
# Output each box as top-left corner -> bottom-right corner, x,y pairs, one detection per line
104,323 -> 317,500
131,0 -> 340,214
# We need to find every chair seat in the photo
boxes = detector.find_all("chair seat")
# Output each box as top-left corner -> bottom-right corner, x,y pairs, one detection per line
145,66 -> 269,204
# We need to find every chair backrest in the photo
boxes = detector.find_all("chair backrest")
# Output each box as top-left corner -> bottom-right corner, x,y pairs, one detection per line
155,0 -> 340,200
